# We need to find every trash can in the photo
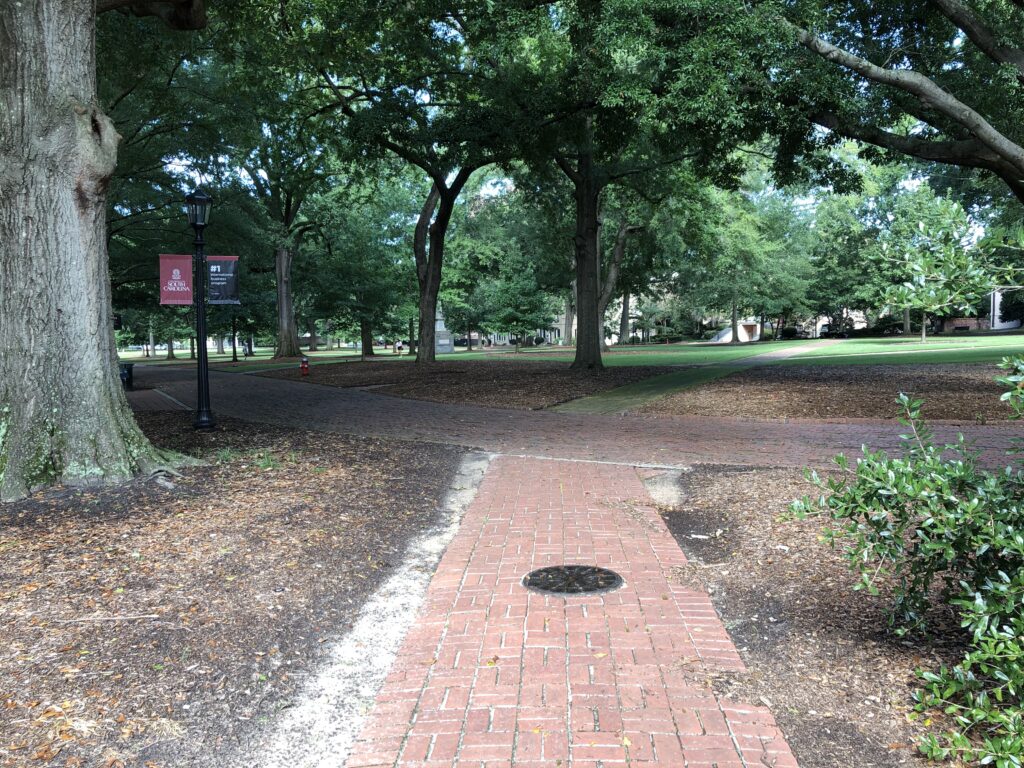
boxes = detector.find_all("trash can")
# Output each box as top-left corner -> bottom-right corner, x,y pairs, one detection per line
119,362 -> 135,391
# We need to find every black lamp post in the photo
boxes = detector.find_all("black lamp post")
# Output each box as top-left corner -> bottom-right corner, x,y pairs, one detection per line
186,188 -> 215,430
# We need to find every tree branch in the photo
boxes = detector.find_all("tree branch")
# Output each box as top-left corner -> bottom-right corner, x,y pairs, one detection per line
810,110 -> 1011,171
97,0 -> 207,30
598,221 -> 643,315
414,185 -> 441,281
791,22 -> 1024,176
929,0 -> 1024,80
554,155 -> 582,184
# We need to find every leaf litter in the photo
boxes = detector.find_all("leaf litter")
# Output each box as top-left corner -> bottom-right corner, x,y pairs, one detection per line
0,413 -> 462,767
659,464 -> 970,767
637,363 -> 1011,422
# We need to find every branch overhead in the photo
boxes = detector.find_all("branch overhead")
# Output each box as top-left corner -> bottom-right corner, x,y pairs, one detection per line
97,0 -> 207,30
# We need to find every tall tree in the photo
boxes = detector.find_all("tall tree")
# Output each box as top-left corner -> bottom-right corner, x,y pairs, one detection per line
520,0 -> 776,368
201,53 -> 338,358
302,166 -> 422,356
0,1 -> 205,501
307,0 -> 527,362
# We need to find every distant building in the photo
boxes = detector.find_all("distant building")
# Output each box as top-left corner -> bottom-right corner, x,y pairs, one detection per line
991,289 -> 1022,331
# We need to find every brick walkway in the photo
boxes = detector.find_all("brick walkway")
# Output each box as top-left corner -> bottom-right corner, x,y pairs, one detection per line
345,457 -> 797,768
130,367 -> 1019,469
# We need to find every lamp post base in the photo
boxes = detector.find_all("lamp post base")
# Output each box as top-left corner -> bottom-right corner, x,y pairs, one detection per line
193,412 -> 216,431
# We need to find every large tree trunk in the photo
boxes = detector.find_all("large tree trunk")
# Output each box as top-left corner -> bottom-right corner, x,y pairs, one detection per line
566,157 -> 606,370
274,246 -> 301,357
413,187 -> 442,363
0,1 -> 171,501
903,307 -> 912,335
166,337 -> 177,360
216,335 -> 224,355
731,298 -> 740,343
407,317 -> 416,355
921,310 -> 928,342
359,319 -> 375,357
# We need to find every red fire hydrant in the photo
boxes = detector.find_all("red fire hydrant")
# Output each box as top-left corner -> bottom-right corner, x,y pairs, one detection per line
300,357 -> 310,376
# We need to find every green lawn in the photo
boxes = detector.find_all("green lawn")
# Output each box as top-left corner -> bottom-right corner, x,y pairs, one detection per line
118,347 -> 391,370
459,340 -> 810,367
783,334 -> 1024,366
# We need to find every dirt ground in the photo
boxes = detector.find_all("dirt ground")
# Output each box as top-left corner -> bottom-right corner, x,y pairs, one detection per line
0,414 -> 462,768
260,359 -> 677,410
637,363 -> 1012,421
660,465 -> 968,768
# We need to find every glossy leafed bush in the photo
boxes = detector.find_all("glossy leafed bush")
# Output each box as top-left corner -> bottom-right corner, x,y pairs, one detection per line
791,355 -> 1024,766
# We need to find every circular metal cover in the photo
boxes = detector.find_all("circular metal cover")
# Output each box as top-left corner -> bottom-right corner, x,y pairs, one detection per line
522,565 -> 624,595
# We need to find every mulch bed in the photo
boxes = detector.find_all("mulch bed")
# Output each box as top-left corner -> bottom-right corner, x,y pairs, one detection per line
660,465 -> 968,767
0,414 -> 462,768
637,363 -> 1012,421
259,360 -> 677,410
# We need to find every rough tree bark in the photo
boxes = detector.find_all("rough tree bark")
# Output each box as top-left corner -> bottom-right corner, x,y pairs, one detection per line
731,299 -> 740,344
571,177 -> 604,368
166,337 -> 176,359
556,151 -> 607,370
903,307 -> 912,335
359,320 -> 375,357
274,246 -> 301,357
0,0 -> 196,501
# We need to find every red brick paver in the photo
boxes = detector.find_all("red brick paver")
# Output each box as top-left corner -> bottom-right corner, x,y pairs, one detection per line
346,457 -> 797,767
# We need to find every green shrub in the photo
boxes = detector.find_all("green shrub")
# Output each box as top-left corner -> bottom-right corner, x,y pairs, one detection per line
791,355 -> 1024,766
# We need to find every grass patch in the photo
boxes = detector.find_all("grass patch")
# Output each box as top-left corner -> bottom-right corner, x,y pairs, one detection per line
782,336 -> 1024,366
552,365 -> 743,413
466,340 -> 809,367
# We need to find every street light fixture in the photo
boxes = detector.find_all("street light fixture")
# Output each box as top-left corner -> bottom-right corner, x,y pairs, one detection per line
186,188 -> 215,430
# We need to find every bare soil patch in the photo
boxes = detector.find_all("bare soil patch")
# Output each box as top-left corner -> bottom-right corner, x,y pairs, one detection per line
637,363 -> 1010,421
660,465 -> 967,767
0,414 -> 462,768
259,359 -> 676,410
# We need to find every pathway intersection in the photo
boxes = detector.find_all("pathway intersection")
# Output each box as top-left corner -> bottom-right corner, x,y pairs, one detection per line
128,363 -> 1018,767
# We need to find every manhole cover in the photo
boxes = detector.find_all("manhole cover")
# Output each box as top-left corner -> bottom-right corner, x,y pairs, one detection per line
522,565 -> 623,595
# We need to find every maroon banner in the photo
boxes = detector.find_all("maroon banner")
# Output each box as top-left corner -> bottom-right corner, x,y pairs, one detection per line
159,254 -> 193,305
